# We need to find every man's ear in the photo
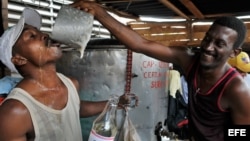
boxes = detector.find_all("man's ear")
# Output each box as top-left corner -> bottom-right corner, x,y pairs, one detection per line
229,48 -> 242,58
11,55 -> 28,66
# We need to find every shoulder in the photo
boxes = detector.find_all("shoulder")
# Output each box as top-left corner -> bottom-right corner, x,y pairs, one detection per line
0,99 -> 33,137
0,99 -> 30,121
66,76 -> 80,92
69,77 -> 79,86
226,75 -> 249,96
57,73 -> 79,90
56,73 -> 80,93
222,75 -> 250,124
224,75 -> 250,110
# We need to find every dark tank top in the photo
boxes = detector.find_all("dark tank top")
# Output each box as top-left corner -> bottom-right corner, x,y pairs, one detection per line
186,55 -> 239,141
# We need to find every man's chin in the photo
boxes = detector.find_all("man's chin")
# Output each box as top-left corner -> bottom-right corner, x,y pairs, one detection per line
200,60 -> 213,69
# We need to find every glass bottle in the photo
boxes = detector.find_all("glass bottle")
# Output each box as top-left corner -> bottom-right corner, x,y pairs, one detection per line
88,95 -> 119,141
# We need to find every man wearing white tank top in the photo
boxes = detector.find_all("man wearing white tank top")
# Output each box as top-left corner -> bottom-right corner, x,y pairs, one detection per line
0,8 -> 137,141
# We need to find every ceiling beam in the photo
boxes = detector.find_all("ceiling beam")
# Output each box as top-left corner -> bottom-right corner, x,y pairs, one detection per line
159,0 -> 191,20
97,0 -> 149,3
179,0 -> 204,19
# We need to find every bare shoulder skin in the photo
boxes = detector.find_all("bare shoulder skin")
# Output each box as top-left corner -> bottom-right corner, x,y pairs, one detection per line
222,75 -> 250,124
0,99 -> 34,141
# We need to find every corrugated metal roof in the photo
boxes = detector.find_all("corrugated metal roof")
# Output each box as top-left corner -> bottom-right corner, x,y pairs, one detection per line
93,0 -> 250,50
3,0 -> 250,49
97,0 -> 250,21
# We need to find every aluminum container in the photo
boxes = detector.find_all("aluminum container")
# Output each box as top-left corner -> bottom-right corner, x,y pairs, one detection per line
51,5 -> 93,58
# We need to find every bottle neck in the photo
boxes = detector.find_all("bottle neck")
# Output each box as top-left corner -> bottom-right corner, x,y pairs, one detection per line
104,103 -> 117,129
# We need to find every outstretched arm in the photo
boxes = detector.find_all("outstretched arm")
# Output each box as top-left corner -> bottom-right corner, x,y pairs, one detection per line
79,94 -> 139,118
70,1 -> 192,70
68,77 -> 107,117
69,77 -> 138,117
79,100 -> 107,118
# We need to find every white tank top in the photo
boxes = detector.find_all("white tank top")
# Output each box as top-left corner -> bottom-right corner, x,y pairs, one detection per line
6,73 -> 83,141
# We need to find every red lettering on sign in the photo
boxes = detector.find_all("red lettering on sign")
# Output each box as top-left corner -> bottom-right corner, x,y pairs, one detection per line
142,61 -> 154,68
150,81 -> 165,88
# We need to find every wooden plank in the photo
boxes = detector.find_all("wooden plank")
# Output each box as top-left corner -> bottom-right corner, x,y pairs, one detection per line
156,40 -> 195,47
192,25 -> 210,32
193,23 -> 250,32
128,22 -> 187,28
133,27 -> 187,35
2,0 -> 8,29
168,41 -> 190,47
128,20 -> 250,48
142,34 -> 188,41
192,32 -> 205,40
245,31 -> 250,42
159,0 -> 190,20
179,0 -> 204,19
244,23 -> 250,29
186,40 -> 201,46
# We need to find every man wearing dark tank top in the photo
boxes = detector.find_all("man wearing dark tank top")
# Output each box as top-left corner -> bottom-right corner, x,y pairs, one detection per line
73,1 -> 250,140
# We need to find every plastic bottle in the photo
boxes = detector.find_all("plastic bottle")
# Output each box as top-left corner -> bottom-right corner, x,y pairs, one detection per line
88,95 -> 119,141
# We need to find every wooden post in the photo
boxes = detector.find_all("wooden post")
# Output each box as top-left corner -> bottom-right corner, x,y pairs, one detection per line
1,0 -> 8,29
0,0 -> 9,77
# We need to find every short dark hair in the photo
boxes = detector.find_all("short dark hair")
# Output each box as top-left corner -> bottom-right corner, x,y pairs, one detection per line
212,16 -> 247,49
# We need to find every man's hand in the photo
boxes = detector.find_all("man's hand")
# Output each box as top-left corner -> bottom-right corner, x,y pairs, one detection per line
118,93 -> 139,109
70,0 -> 101,16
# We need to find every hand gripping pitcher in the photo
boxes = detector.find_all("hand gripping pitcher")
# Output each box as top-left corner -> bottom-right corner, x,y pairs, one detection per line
88,95 -> 119,141
51,5 -> 93,59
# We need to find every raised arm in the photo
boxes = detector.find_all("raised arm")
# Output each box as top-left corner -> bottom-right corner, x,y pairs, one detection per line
70,1 -> 193,70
